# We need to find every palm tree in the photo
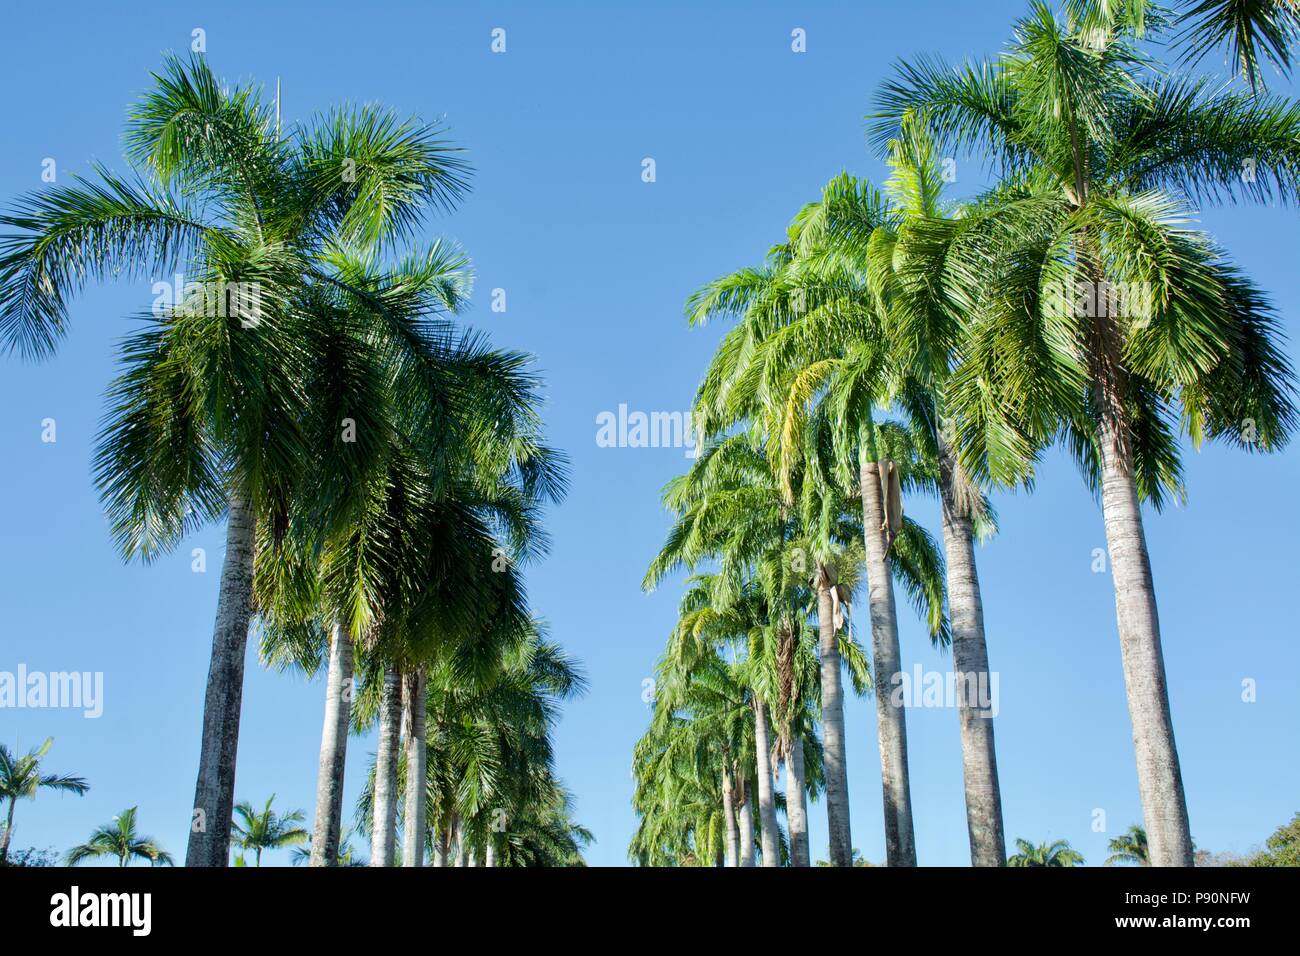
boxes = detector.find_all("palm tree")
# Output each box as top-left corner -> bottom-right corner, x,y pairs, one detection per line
292,826 -> 366,866
0,737 -> 89,863
353,618 -> 587,868
645,437 -> 880,866
762,149 -> 1010,866
230,794 -> 309,866
1106,824 -> 1151,866
632,640 -> 756,866
1007,837 -> 1085,867
1069,0 -> 1300,92
66,807 -> 173,867
871,3 -> 1299,865
0,54 -> 475,866
687,219 -> 953,866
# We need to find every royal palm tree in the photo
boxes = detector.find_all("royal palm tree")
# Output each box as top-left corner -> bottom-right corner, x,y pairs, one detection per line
687,223 -> 953,866
230,794 -> 309,866
291,827 -> 365,866
353,618 -> 586,868
1007,837 -> 1085,867
645,438 -> 881,866
1106,824 -> 1151,865
761,148 -> 1010,865
66,807 -> 173,867
0,737 -> 88,863
871,2 -> 1299,865
0,54 -> 476,867
632,640 -> 755,866
1069,0 -> 1300,92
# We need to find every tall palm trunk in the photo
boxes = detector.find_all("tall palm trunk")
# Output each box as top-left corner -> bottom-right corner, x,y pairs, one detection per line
1098,415 -> 1193,866
369,662 -> 402,867
484,836 -> 497,867
454,819 -> 468,866
721,765 -> 739,867
0,798 -> 16,862
752,699 -> 780,867
1079,235 -> 1193,868
786,731 -> 811,866
401,666 -> 427,867
737,781 -> 755,867
816,568 -> 853,866
860,460 -> 917,866
938,445 -> 1006,867
186,492 -> 257,867
310,622 -> 354,866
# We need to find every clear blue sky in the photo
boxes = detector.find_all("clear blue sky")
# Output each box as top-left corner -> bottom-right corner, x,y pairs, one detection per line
2,0 -> 1296,868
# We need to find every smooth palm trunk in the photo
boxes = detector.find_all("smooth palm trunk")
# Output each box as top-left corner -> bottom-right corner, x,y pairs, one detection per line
0,799 -> 16,862
938,451 -> 1007,867
752,700 -> 780,867
786,733 -> 811,866
454,820 -> 467,866
310,622 -> 354,866
816,573 -> 853,866
860,461 -> 917,866
737,783 -> 755,867
484,838 -> 496,867
369,663 -> 402,867
1098,419 -> 1193,866
185,493 -> 256,867
721,767 -> 739,867
401,666 -> 427,867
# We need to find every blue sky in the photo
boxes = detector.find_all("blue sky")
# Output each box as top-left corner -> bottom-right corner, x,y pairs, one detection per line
1,0 -> 1297,868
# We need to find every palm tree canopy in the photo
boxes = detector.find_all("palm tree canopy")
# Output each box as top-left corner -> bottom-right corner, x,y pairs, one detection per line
231,793 -> 309,858
0,737 -> 89,802
66,807 -> 174,867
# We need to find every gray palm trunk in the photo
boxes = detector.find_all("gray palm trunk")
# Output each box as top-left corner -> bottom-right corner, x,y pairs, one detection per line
185,493 -> 257,867
860,460 -> 917,866
369,662 -> 402,867
401,666 -> 427,867
721,765 -> 739,867
310,622 -> 354,866
785,732 -> 811,866
1098,417 -> 1193,866
938,444 -> 1007,867
816,570 -> 853,866
752,699 -> 780,867
737,781 -> 755,867
454,819 -> 468,866
0,799 -> 16,862
484,836 -> 496,867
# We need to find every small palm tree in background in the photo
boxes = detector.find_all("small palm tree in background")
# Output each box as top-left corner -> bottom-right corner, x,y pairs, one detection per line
1106,824 -> 1151,866
291,827 -> 366,867
231,794 -> 309,866
1007,838 -> 1085,868
0,737 -> 89,863
66,807 -> 173,867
